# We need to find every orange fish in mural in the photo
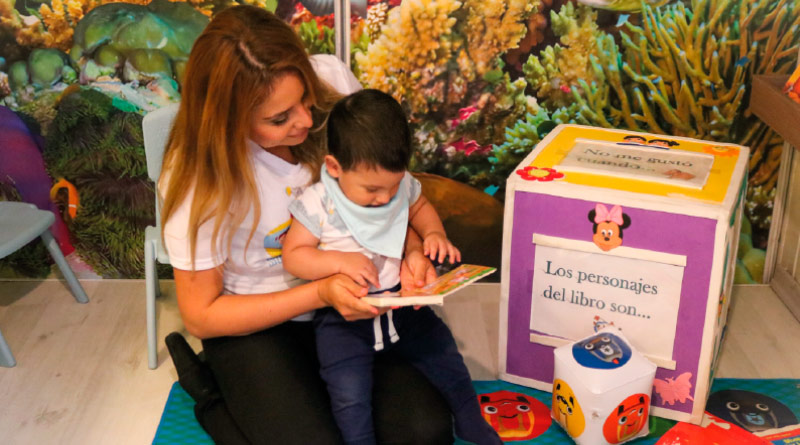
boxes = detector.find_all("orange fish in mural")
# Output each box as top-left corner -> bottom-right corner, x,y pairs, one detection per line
478,390 -> 551,441
50,178 -> 80,220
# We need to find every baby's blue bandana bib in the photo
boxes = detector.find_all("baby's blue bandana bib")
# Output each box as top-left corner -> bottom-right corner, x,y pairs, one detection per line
320,166 -> 408,259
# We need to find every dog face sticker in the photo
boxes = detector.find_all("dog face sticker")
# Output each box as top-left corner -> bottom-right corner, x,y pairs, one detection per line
479,390 -> 550,441
588,204 -> 631,251
552,379 -> 585,438
706,390 -> 798,433
603,394 -> 650,443
572,332 -> 632,369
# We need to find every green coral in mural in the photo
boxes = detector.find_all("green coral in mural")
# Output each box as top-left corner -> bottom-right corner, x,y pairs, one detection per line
294,19 -> 371,76
453,73 -> 538,155
296,20 -> 336,55
537,0 -> 799,239
15,90 -> 61,136
488,108 -> 559,184
735,215 -> 765,283
70,0 -> 208,85
557,1 -> 750,139
42,88 -> 168,278
523,2 -> 604,110
4,48 -> 76,104
410,71 -> 542,192
547,0 -> 799,140
357,0 -> 537,118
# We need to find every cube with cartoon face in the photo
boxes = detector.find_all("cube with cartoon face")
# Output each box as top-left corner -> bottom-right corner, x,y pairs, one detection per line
552,328 -> 656,445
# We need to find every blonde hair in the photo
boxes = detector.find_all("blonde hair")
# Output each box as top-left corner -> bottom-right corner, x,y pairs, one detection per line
159,5 -> 340,269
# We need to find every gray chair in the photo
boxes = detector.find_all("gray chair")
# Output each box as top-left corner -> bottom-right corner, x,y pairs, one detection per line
0,201 -> 89,367
142,103 -> 179,369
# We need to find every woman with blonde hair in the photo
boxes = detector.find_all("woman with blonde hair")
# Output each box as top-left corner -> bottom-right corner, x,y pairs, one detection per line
159,5 -> 452,444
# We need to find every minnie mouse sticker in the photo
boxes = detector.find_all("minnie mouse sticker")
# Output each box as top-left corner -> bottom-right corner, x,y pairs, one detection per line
588,204 -> 631,251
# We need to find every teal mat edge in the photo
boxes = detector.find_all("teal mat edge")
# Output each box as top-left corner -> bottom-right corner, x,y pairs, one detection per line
153,379 -> 800,444
153,382 -> 212,444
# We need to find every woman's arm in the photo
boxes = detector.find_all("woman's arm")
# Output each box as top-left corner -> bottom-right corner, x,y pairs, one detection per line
174,266 -> 377,339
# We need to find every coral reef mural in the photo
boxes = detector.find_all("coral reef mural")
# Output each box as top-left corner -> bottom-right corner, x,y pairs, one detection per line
353,0 -> 799,283
0,0 -> 212,278
0,0 -> 797,281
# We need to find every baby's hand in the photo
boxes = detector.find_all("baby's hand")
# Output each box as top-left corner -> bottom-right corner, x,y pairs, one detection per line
423,232 -> 461,265
336,251 -> 380,289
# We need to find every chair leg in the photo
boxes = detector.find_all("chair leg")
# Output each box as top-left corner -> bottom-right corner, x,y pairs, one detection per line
41,229 -> 89,304
154,262 -> 161,299
145,239 -> 158,369
0,329 -> 17,368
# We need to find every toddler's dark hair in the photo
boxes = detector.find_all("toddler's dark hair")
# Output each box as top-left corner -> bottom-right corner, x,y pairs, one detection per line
327,89 -> 410,172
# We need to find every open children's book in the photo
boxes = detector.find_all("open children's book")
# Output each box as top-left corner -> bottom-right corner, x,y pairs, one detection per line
361,264 -> 496,308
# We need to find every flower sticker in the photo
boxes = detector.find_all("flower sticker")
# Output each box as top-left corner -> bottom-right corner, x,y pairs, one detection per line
516,166 -> 564,181
703,145 -> 738,157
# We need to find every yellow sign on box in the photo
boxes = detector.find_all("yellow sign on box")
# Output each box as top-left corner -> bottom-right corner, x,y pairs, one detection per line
526,125 -> 745,203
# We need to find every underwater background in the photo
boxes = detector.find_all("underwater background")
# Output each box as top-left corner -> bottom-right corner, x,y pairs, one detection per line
1,0 -> 797,282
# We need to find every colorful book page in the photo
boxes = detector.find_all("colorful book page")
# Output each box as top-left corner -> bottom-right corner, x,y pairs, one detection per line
402,264 -> 497,297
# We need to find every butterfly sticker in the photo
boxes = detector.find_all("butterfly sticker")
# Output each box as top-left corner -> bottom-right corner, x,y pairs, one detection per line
653,372 -> 695,406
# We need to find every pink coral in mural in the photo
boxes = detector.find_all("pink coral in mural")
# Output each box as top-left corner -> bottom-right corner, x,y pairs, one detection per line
516,166 -> 564,182
450,106 -> 479,129
653,372 -> 695,406
449,138 -> 490,156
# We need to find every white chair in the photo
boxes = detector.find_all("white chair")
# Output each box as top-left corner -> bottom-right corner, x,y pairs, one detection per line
142,103 -> 179,369
0,201 -> 89,367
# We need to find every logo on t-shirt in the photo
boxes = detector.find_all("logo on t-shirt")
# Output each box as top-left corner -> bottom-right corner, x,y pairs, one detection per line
264,219 -> 291,259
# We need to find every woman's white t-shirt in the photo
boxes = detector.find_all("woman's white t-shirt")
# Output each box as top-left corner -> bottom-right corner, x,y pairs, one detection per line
162,54 -> 361,320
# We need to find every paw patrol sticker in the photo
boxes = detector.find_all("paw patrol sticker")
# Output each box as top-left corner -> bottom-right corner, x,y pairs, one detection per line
552,379 -> 586,438
706,390 -> 798,433
478,390 -> 551,441
572,331 -> 632,369
603,394 -> 650,443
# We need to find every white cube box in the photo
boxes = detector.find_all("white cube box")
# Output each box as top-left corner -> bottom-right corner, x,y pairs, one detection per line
499,124 -> 749,423
552,328 -> 656,445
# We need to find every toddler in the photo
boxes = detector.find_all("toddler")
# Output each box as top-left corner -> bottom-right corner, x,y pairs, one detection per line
283,89 -> 501,445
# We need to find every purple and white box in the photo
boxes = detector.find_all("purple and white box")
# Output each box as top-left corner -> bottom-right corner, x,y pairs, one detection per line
498,124 -> 748,423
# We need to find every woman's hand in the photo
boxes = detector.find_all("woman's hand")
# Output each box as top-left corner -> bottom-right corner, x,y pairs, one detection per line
318,274 -> 383,321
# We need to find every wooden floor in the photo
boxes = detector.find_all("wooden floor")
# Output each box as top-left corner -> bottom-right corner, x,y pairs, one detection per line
0,281 -> 799,444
